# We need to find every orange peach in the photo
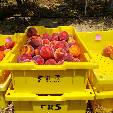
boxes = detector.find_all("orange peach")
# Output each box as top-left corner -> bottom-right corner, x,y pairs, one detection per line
69,45 -> 81,57
0,51 -> 4,61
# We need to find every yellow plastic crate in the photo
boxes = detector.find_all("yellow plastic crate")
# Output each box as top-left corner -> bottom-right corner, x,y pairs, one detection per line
0,34 -> 22,63
77,31 -> 113,112
0,26 -> 97,94
0,74 -> 11,108
88,53 -> 113,92
77,31 -> 113,92
0,34 -> 22,84
0,35 -> 12,84
5,85 -> 94,113
0,34 -> 23,108
91,90 -> 113,113
86,81 -> 113,113
77,30 -> 113,54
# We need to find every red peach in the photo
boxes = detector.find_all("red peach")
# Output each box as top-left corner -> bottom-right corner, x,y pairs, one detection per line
40,45 -> 54,59
42,39 -> 50,45
55,41 -> 66,49
33,55 -> 44,65
17,54 -> 32,63
45,59 -> 57,65
38,45 -> 43,51
59,31 -> 69,41
54,48 -> 67,62
27,27 -> 37,37
50,33 -> 59,41
0,46 -> 5,51
103,46 -> 113,57
65,53 -> 80,62
34,48 -> 40,55
30,35 -> 42,47
51,41 -> 69,51
65,53 -> 75,62
42,33 -> 50,40
0,51 -> 4,61
58,60 -> 64,64
5,41 -> 15,49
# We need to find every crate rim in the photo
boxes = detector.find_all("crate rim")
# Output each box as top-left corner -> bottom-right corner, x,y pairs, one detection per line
0,61 -> 98,70
5,89 -> 94,101
0,74 -> 11,91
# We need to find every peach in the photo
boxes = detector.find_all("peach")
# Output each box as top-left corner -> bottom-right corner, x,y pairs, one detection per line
42,33 -> 50,40
0,51 -> 5,61
33,55 -> 44,65
20,45 -> 34,56
59,31 -> 69,41
0,46 -> 5,51
30,35 -> 42,47
5,41 -> 15,49
50,33 -> 59,41
45,59 -> 57,65
54,48 -> 67,62
17,54 -> 32,63
40,45 -> 54,59
27,27 -> 37,37
42,39 -> 50,45
103,46 -> 113,57
69,45 -> 81,57
34,48 -> 40,55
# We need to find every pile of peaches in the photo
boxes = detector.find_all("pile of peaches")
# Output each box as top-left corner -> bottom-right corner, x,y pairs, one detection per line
17,27 -> 82,65
0,37 -> 15,61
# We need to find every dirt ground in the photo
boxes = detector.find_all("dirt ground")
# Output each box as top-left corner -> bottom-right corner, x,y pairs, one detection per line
0,17 -> 113,34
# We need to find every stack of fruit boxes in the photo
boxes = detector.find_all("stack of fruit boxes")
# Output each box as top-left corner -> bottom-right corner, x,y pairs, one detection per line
78,31 -> 113,113
0,26 -> 96,113
0,34 -> 22,108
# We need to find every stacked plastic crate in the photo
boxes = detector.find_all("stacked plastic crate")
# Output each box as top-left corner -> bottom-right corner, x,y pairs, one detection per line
78,31 -> 113,113
0,26 -> 96,113
0,34 -> 22,109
